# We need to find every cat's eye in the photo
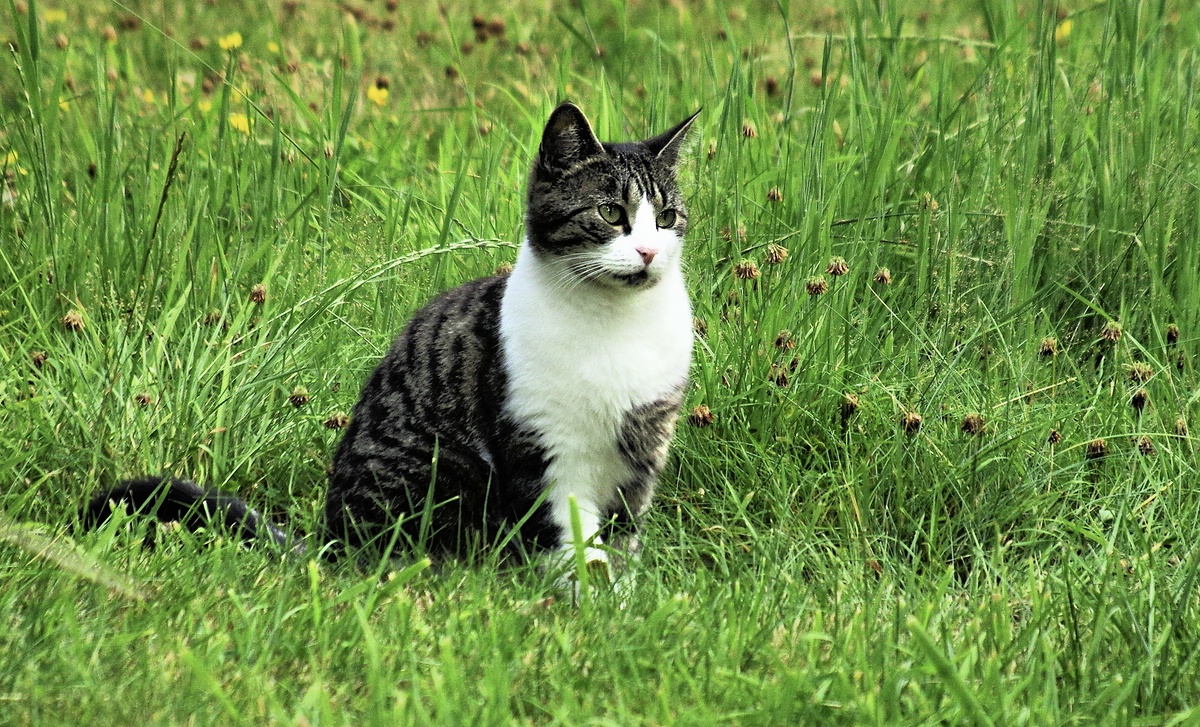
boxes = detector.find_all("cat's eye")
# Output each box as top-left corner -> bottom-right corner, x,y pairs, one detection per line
656,209 -> 677,229
598,203 -> 625,225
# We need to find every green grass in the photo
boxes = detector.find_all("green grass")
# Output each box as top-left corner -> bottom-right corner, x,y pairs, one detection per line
3,0 -> 1200,723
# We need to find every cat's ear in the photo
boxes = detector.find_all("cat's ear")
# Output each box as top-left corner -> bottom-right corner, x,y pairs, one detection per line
536,102 -> 606,175
644,108 -> 701,168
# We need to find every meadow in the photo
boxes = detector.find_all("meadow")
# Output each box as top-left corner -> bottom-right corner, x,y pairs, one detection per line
2,0 -> 1199,723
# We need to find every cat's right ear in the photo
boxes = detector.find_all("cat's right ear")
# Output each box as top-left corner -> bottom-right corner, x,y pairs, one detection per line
535,102 -> 606,176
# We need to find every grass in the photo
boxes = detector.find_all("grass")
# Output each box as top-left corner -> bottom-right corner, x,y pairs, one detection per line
2,0 -> 1200,723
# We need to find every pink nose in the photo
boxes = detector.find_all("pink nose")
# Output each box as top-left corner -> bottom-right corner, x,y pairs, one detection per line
636,247 -> 657,265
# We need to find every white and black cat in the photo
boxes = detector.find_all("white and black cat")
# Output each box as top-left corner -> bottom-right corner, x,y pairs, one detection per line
84,102 -> 699,573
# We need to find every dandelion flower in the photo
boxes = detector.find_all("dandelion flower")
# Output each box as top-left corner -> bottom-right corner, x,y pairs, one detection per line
1054,19 -> 1072,43
198,100 -> 213,114
367,85 -> 389,107
267,41 -> 280,54
228,112 -> 252,135
44,9 -> 67,23
218,32 -> 243,51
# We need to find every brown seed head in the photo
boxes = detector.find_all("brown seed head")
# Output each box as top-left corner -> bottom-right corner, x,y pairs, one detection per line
688,405 -> 715,428
872,267 -> 892,285
764,76 -> 780,96
1137,435 -> 1156,456
289,386 -> 310,408
1039,337 -> 1058,358
494,262 -> 514,276
1166,323 -> 1180,346
324,412 -> 350,429
1101,320 -> 1122,342
733,260 -> 760,280
765,244 -> 789,265
30,350 -> 47,369
840,393 -> 860,421
62,309 -> 84,332
487,18 -> 506,37
766,187 -> 783,203
1085,438 -> 1110,460
1131,388 -> 1149,414
249,283 -> 267,304
901,410 -> 922,435
1128,362 -> 1153,384
1175,417 -> 1188,438
118,15 -> 141,31
101,26 -> 117,43
961,412 -> 986,436
825,257 -> 849,277
769,364 -> 789,388
445,65 -> 459,80
692,317 -> 708,339
805,276 -> 828,296
1047,428 -> 1062,445
53,33 -> 68,50
741,120 -> 757,138
134,392 -> 154,407
774,330 -> 795,350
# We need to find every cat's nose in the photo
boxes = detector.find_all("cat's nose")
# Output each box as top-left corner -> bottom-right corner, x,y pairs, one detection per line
636,247 -> 657,265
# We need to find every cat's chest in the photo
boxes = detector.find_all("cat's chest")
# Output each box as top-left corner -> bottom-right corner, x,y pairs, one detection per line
498,268 -> 692,436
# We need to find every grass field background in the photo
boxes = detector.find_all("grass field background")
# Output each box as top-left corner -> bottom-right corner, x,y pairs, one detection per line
3,0 -> 1200,723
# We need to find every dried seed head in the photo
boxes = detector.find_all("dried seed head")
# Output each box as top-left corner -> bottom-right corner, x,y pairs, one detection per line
764,76 -> 780,96
1047,428 -> 1062,445
766,187 -> 783,203
733,260 -> 760,280
1131,388 -> 1149,414
840,393 -> 860,421
62,309 -> 84,332
53,33 -> 68,49
1101,320 -> 1122,342
1177,352 -> 1186,372
1128,362 -> 1153,384
706,139 -> 717,159
324,412 -> 350,429
692,317 -> 708,338
494,262 -> 514,276
134,392 -> 154,407
30,350 -> 47,369
1085,438 -> 1110,460
825,257 -> 849,277
101,26 -> 118,43
741,120 -> 757,138
765,244 -> 789,265
961,412 -> 986,436
1039,337 -> 1058,358
872,267 -> 892,285
1137,435 -> 1156,456
289,386 -> 310,408
202,309 -> 225,329
805,276 -> 829,296
1166,323 -> 1180,346
249,283 -> 267,304
919,192 -> 939,211
769,363 -> 789,387
901,410 -> 923,435
774,330 -> 795,350
444,65 -> 459,80
1175,417 -> 1188,438
688,405 -> 715,428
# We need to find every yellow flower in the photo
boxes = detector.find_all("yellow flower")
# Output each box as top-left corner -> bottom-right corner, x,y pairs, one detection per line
1055,19 -> 1072,43
140,88 -> 155,104
366,85 -> 388,107
267,41 -> 280,54
218,32 -> 243,51
198,99 -> 213,113
44,9 -> 67,23
59,97 -> 69,111
2,151 -> 17,166
228,112 -> 252,135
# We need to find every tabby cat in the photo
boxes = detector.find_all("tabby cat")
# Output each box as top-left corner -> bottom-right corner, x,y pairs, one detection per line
84,102 -> 699,575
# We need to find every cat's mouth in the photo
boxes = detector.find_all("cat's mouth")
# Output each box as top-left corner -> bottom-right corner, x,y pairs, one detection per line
611,270 -> 654,287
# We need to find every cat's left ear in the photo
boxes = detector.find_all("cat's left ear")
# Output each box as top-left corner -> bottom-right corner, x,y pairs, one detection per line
644,108 -> 702,168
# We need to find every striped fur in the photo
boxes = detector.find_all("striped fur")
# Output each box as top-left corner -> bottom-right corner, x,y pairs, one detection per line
84,102 -> 699,570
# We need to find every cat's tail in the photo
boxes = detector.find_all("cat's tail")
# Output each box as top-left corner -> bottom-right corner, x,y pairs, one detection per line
80,476 -> 294,550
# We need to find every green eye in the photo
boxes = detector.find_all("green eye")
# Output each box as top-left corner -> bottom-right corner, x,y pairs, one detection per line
656,209 -> 677,228
598,203 -> 624,225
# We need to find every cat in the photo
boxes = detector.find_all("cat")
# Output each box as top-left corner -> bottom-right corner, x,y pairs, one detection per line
83,102 -> 699,578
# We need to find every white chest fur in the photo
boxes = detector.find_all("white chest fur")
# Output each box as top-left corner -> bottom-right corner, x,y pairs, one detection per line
499,242 -> 692,547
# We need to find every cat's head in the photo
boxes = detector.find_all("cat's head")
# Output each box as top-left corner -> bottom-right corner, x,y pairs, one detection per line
525,102 -> 699,290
